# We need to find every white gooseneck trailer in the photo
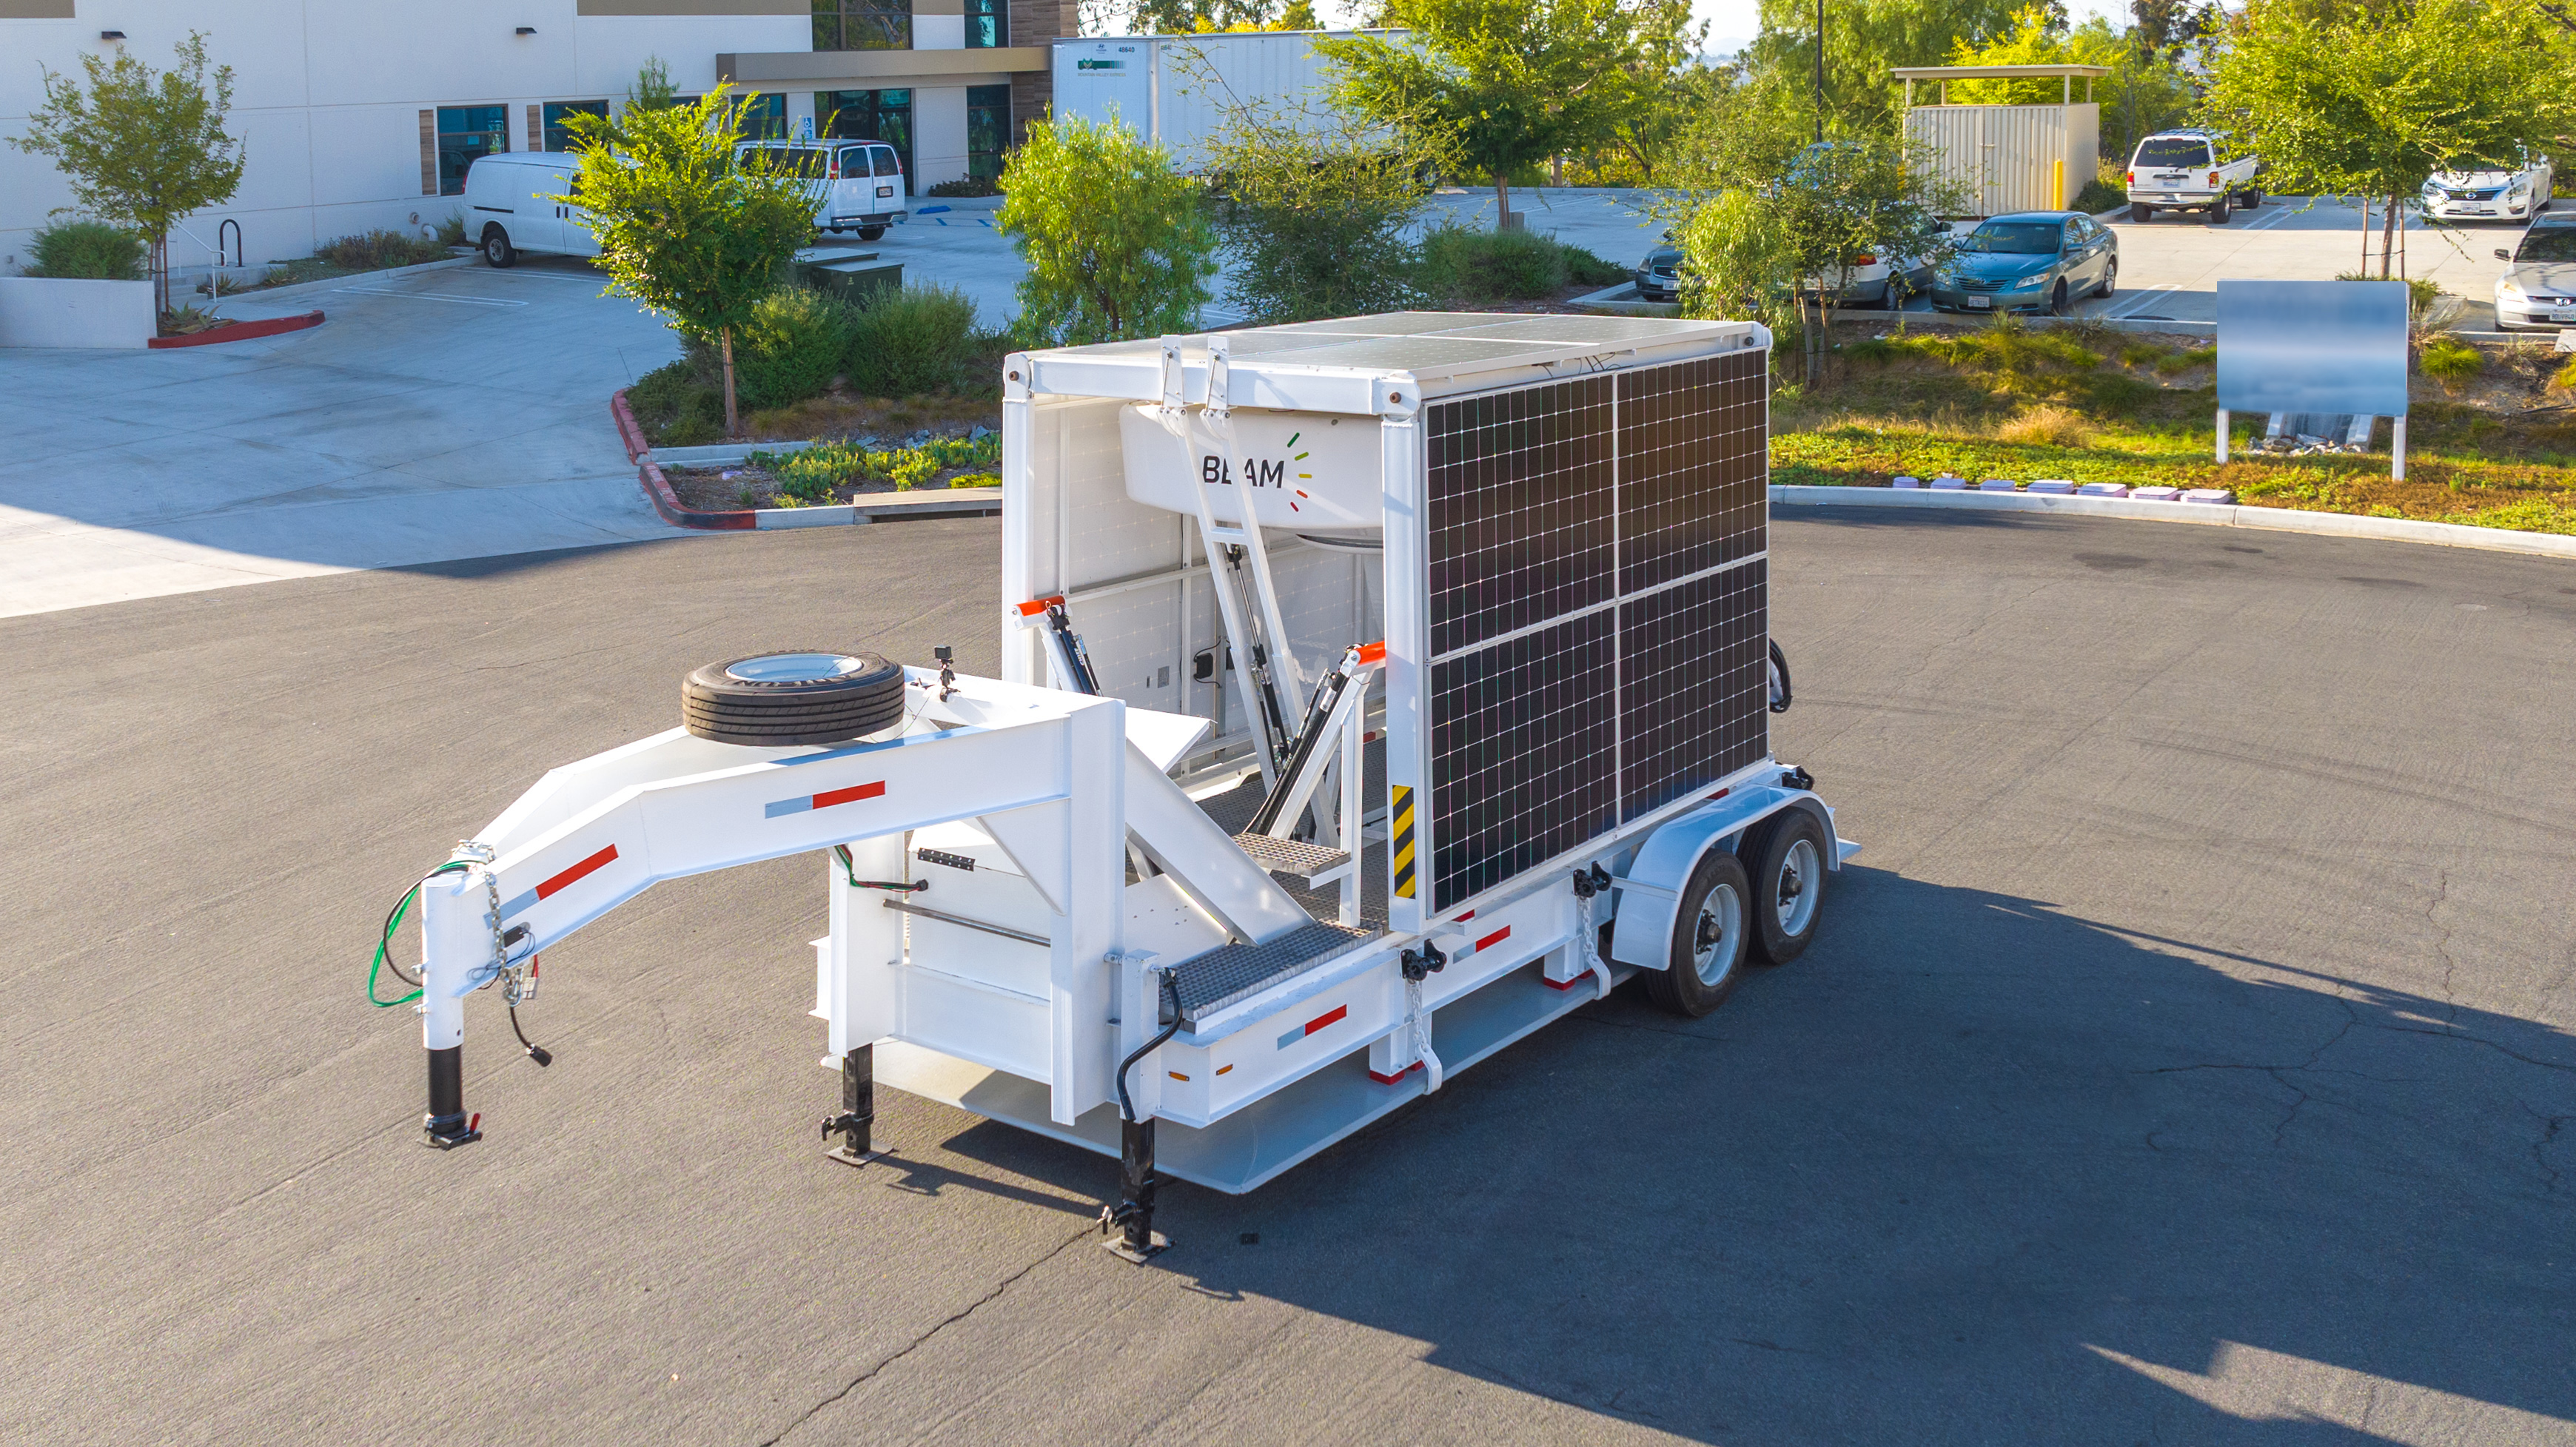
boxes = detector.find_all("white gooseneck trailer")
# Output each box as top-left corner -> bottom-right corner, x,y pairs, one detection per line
399,312 -> 1851,1258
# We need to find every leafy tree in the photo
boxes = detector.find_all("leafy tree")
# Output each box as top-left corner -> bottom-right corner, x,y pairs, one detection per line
559,87 -> 817,437
1318,0 -> 1689,232
8,32 -> 245,315
1201,98 -> 1445,322
998,112 -> 1218,345
1737,0 -> 2026,138
2198,0 -> 2576,278
1942,6 -> 2194,161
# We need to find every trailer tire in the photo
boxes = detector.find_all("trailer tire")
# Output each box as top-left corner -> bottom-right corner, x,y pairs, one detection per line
682,651 -> 909,746
1644,849 -> 1752,1018
1740,808 -> 1828,967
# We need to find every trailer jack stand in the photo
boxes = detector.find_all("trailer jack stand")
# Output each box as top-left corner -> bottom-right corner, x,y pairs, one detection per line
822,1044 -> 881,1167
1099,1118 -> 1169,1263
423,1045 -> 481,1149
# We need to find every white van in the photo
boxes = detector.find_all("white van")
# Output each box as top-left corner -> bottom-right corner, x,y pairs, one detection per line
737,139 -> 908,240
462,152 -> 597,266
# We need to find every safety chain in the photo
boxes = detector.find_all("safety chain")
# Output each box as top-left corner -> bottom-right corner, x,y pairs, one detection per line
1398,941 -> 1446,1092
1570,864 -> 1614,1001
449,839 -> 534,1004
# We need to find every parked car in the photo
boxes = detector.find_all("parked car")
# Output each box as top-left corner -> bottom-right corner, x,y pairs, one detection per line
737,138 -> 908,240
2425,155 -> 2555,224
1634,238 -> 1683,302
463,152 -> 599,267
2489,212 -> 2576,330
2124,129 -> 2261,224
1928,212 -> 2118,315
1809,209 -> 1953,306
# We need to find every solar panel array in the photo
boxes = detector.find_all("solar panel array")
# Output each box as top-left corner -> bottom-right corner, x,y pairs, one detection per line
1423,348 -> 1769,913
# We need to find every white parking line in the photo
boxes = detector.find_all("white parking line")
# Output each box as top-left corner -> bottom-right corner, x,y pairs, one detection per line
2104,283 -> 2181,320
332,287 -> 528,306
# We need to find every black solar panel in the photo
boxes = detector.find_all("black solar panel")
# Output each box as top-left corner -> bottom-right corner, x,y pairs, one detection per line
1421,347 -> 1770,912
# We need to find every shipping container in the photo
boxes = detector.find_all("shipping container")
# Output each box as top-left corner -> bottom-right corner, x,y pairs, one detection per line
1894,66 -> 2107,218
1051,30 -> 1403,172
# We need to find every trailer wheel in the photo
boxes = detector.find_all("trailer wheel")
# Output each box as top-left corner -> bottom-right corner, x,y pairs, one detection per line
682,651 -> 909,746
1740,809 -> 1828,966
1644,849 -> 1751,1018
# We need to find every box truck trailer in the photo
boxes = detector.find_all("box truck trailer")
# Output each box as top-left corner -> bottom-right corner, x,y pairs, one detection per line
382,311 -> 1853,1259
1051,30 -> 1402,172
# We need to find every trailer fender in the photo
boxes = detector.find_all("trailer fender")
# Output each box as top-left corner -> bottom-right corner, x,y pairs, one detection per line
1608,787 -> 1839,972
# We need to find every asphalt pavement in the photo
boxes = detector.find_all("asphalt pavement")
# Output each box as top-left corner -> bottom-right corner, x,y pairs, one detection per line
4,509 -> 2570,1444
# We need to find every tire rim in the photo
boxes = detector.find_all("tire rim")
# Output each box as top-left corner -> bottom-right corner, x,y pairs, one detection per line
725,651 -> 868,683
486,236 -> 503,261
1774,839 -> 1820,936
1690,882 -> 1743,987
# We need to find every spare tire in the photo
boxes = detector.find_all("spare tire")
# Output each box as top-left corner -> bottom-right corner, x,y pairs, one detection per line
682,651 -> 909,746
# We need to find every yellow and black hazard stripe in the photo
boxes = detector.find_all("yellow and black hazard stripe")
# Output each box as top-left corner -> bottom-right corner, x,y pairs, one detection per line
1390,785 -> 1417,899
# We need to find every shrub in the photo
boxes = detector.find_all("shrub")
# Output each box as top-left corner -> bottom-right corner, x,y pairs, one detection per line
846,283 -> 983,397
1994,403 -> 2097,447
998,111 -> 1216,346
731,286 -> 857,410
1560,243 -> 1629,287
315,228 -> 447,271
627,358 -> 725,448
2418,338 -> 2484,392
754,432 -> 1002,502
24,219 -> 145,280
2552,355 -> 2576,394
1418,225 -> 1568,301
926,175 -> 1001,198
435,211 -> 467,248
1204,105 -> 1437,323
2073,171 -> 2126,215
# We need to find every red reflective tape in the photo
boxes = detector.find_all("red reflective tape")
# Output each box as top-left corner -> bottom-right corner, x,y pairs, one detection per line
536,844 -> 619,901
811,781 -> 886,810
1453,910 -> 1475,921
1542,972 -> 1586,991
1357,640 -> 1386,666
1304,1004 -> 1346,1036
1369,1061 -> 1423,1084
1476,924 -> 1511,952
1708,787 -> 1731,800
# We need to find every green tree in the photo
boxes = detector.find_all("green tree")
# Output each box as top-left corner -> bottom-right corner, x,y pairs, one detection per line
8,32 -> 245,315
997,112 -> 1218,346
2198,0 -> 2576,277
1318,0 -> 1688,232
1942,6 -> 2194,161
1737,0 -> 2025,139
1202,98 -> 1445,322
560,87 -> 817,437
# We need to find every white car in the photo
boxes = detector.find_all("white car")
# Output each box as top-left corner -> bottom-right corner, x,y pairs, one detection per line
2490,212 -> 2576,330
2425,158 -> 2555,224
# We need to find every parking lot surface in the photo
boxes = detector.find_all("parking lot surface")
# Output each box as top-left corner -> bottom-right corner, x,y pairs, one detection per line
0,256 -> 684,620
4,511 -> 2569,1445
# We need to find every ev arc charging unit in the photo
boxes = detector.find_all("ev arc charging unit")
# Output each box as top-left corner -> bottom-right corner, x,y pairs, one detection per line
398,312 -> 1854,1258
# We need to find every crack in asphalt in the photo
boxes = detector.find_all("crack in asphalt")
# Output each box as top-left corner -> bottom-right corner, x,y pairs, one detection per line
2529,1109 -> 2568,1192
759,1223 -> 1095,1446
2424,867 -> 2459,1025
2134,1000 -> 2360,1146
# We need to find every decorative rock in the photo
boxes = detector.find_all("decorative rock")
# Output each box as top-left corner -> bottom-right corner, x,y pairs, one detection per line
1892,474 -> 1922,489
2181,487 -> 2234,504
2077,482 -> 2129,497
2130,486 -> 2183,501
2025,479 -> 2075,494
1978,478 -> 2018,491
1928,475 -> 1967,490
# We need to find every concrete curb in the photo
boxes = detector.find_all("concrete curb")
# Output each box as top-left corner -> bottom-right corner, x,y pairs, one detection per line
215,254 -> 481,309
1769,483 -> 2576,560
148,309 -> 325,349
611,390 -> 1002,531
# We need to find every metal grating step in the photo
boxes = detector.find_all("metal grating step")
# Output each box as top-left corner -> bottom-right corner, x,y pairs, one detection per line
1171,921 -> 1383,1023
1232,832 -> 1351,885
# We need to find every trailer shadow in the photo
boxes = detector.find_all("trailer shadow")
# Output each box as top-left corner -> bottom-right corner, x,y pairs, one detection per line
938,864 -> 2575,1443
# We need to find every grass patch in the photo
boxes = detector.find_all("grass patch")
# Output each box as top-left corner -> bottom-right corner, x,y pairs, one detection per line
751,432 -> 1002,504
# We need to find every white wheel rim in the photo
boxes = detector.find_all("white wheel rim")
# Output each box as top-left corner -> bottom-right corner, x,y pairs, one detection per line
727,651 -> 865,683
1774,839 -> 1820,936
1690,882 -> 1743,987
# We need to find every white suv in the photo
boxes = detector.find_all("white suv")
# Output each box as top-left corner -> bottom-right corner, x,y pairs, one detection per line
2491,212 -> 2576,331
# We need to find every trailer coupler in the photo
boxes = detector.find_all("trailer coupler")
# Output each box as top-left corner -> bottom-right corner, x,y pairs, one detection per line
1099,1118 -> 1169,1263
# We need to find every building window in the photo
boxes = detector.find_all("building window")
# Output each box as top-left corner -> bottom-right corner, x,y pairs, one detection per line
436,105 -> 507,195
967,85 -> 1010,178
813,0 -> 910,50
734,93 -> 788,139
542,100 -> 608,152
965,0 -> 1007,47
816,90 -> 913,192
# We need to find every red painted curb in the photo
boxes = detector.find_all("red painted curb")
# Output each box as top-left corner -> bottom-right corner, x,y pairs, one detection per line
148,309 -> 325,349
613,390 -> 757,531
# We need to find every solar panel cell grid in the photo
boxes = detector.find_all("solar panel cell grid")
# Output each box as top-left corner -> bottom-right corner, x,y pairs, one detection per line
1425,378 -> 1613,658
1427,610 -> 1619,908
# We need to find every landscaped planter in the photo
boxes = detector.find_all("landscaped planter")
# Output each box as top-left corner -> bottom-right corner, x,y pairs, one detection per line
0,277 -> 155,349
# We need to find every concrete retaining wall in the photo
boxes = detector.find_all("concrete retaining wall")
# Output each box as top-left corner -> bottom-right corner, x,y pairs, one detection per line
0,278 -> 155,349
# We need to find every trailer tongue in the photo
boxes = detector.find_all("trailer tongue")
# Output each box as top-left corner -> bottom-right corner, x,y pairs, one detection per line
383,312 -> 1854,1260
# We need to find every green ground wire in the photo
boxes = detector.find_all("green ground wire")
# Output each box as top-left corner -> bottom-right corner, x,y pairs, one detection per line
366,860 -> 475,1008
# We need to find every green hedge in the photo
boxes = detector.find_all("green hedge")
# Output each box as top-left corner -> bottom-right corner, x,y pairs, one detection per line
25,220 -> 145,281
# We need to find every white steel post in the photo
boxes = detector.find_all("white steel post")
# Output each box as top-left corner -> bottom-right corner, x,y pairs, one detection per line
1376,375 -> 1427,938
1000,355 -> 1041,686
418,869 -> 483,1148
2216,408 -> 2229,463
1050,698 -> 1128,1127
2391,415 -> 2406,480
